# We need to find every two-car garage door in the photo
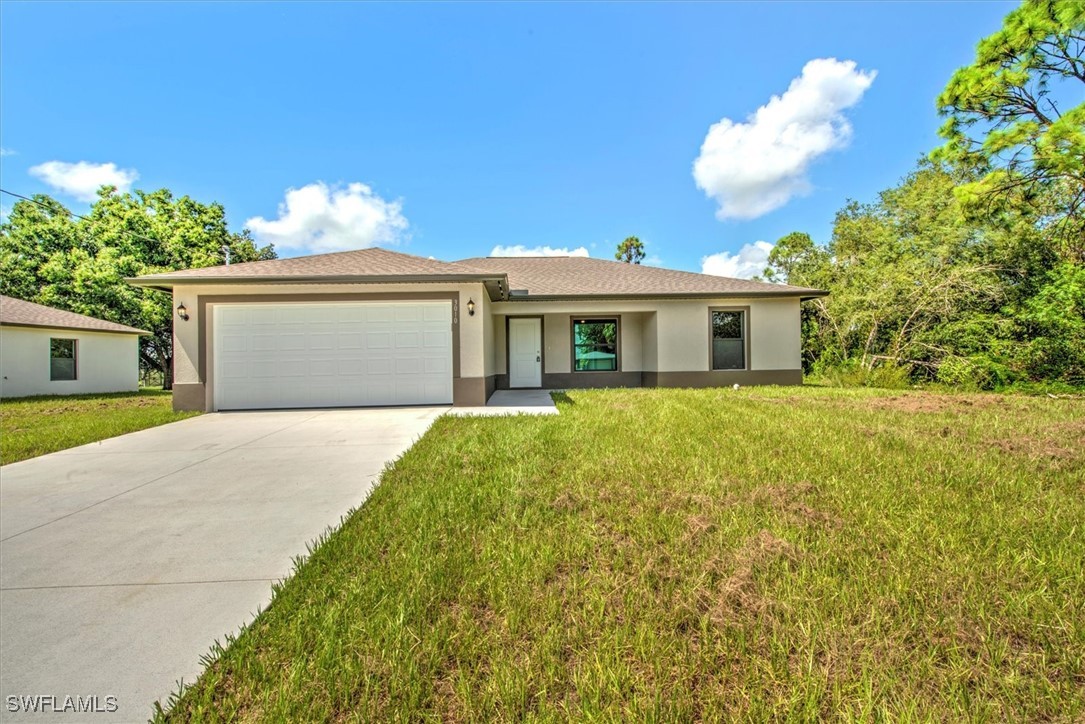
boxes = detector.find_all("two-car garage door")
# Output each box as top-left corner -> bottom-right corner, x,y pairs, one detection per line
213,302 -> 453,410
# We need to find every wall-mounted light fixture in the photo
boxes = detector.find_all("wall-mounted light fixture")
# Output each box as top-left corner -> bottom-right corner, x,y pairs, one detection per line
176,303 -> 189,321
466,298 -> 476,316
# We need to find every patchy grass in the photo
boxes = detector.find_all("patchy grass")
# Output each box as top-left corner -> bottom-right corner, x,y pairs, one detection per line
0,390 -> 199,464
159,387 -> 1085,721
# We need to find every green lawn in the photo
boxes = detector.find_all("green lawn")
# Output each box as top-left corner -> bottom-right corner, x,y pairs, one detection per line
160,387 -> 1084,721
0,389 -> 200,464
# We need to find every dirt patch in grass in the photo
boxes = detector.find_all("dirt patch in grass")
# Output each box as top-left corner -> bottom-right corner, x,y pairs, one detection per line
865,394 -> 1005,414
753,482 -> 842,528
709,530 -> 796,623
988,437 -> 1078,462
721,482 -> 842,529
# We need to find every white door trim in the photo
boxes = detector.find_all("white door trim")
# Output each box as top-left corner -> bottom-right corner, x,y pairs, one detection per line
508,317 -> 542,388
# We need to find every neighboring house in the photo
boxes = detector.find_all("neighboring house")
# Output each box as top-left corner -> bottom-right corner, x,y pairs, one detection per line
0,295 -> 150,399
128,248 -> 827,411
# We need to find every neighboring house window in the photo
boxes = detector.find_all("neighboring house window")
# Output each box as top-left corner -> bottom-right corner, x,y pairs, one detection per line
573,318 -> 618,372
711,310 -> 746,370
50,338 -> 77,381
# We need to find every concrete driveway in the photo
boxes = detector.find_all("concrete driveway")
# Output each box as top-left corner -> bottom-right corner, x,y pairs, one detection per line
0,407 -> 445,722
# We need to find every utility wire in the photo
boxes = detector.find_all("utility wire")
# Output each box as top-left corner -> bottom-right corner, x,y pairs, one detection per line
1,187 -> 163,247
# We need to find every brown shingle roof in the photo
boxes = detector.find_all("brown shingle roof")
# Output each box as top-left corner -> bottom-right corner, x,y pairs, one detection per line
129,247 -> 498,286
126,247 -> 826,299
455,256 -> 825,299
0,296 -> 150,335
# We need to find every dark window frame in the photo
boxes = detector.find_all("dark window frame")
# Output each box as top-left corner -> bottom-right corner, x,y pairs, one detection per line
50,337 -> 78,381
708,307 -> 750,371
570,316 -> 621,373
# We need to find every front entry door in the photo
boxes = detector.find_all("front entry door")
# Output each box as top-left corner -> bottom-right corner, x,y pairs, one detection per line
508,318 -> 542,388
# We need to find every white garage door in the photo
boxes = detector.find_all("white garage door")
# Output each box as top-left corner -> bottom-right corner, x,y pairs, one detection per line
213,302 -> 453,410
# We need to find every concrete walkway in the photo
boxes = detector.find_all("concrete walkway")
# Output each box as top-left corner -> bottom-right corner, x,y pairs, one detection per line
448,388 -> 560,416
0,407 -> 445,722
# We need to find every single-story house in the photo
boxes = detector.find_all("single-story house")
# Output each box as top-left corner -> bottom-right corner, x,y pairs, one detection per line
128,248 -> 827,411
0,295 -> 150,398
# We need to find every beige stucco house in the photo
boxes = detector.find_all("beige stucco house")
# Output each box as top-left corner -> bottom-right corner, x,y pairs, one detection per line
128,248 -> 826,411
0,295 -> 149,398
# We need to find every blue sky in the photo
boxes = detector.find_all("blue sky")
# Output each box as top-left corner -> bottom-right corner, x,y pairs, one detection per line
0,1 -> 1014,276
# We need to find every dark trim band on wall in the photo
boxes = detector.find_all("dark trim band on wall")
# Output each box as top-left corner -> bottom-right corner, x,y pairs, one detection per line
195,293 -> 461,405
643,370 -> 802,387
541,371 -> 642,389
172,382 -> 206,412
453,377 -> 488,406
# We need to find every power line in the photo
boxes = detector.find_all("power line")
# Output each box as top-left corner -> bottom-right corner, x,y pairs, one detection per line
0,187 -> 163,247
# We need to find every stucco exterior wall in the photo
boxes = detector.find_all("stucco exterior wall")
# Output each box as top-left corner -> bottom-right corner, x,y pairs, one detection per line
166,285 -> 804,409
0,326 -> 141,398
489,297 -> 802,373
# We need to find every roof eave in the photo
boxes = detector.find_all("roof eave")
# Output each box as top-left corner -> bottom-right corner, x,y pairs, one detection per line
503,289 -> 830,302
127,272 -> 510,298
0,321 -> 151,335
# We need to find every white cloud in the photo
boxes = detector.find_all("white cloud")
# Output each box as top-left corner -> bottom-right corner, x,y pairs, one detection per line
693,58 -> 876,220
701,241 -> 774,280
246,182 -> 408,254
0,148 -> 15,157
29,160 -> 139,202
490,244 -> 590,257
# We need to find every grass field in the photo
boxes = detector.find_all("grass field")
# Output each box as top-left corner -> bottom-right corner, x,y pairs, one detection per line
160,387 -> 1084,721
0,389 -> 200,464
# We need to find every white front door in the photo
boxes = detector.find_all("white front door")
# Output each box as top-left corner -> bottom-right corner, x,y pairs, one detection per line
213,301 -> 453,410
508,317 -> 542,388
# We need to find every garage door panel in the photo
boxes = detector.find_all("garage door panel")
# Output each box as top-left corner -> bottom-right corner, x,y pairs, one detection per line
366,332 -> 391,349
279,334 -> 306,351
423,305 -> 449,322
365,306 -> 393,323
394,306 -> 421,323
220,361 -> 249,381
214,302 -> 452,410
219,306 -> 250,326
366,358 -> 393,375
252,334 -> 277,352
338,333 -> 363,349
250,360 -> 279,378
395,358 -> 421,374
423,356 -> 446,374
310,360 -> 337,376
310,334 -> 336,350
423,330 -> 448,348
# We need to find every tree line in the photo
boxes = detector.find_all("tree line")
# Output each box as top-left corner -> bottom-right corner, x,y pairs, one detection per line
762,0 -> 1083,389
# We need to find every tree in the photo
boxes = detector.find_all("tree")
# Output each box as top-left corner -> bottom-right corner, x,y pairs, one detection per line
614,236 -> 646,264
763,232 -> 828,284
934,0 -> 1085,252
0,186 -> 276,389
